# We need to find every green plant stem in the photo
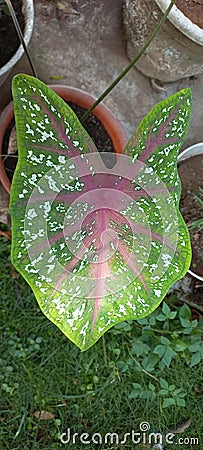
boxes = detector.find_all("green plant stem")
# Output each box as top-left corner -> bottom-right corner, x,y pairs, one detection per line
102,334 -> 108,366
81,0 -> 176,122
22,362 -> 41,400
47,379 -> 113,400
4,0 -> 37,77
129,353 -> 159,383
14,397 -> 30,439
134,322 -> 203,335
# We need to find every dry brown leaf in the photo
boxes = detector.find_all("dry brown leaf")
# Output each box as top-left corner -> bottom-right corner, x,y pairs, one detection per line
57,1 -> 79,16
170,418 -> 192,434
7,126 -> 17,155
34,410 -> 55,420
195,384 -> 202,395
150,78 -> 166,93
0,230 -> 12,240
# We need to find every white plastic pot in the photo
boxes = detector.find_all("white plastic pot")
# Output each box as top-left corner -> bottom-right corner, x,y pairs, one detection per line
123,0 -> 203,81
178,143 -> 203,282
155,0 -> 203,45
0,0 -> 34,87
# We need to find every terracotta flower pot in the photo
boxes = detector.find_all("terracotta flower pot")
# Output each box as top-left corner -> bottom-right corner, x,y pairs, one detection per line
0,0 -> 34,86
0,85 -> 128,194
178,143 -> 203,282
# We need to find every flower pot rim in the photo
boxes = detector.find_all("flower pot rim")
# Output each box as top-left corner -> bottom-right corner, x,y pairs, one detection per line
0,84 -> 127,194
0,0 -> 34,85
155,0 -> 203,45
178,142 -> 203,282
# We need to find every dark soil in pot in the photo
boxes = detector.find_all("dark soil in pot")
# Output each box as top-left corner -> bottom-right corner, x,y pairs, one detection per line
2,119 -> 17,182
175,0 -> 203,29
178,154 -> 203,279
2,102 -> 116,183
68,102 -> 116,168
0,0 -> 25,68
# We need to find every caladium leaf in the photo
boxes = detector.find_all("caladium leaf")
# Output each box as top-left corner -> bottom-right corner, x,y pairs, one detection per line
10,74 -> 192,350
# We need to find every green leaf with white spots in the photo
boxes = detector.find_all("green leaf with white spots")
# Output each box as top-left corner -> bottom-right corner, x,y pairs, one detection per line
10,75 -> 192,350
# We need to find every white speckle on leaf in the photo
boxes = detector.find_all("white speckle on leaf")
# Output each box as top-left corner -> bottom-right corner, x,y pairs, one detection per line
73,140 -> 79,147
162,253 -> 172,268
40,201 -> 51,217
33,104 -> 40,111
57,155 -> 66,164
44,175 -> 60,192
26,123 -> 34,136
27,208 -> 37,219
119,304 -> 126,313
144,167 -> 153,174
80,321 -> 89,336
154,289 -> 161,297
165,223 -> 172,233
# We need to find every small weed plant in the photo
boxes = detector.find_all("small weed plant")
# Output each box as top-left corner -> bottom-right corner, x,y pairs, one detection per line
189,187 -> 203,232
111,300 -> 202,409
0,0 -> 9,19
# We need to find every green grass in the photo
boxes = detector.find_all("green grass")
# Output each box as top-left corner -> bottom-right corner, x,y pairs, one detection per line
0,234 -> 202,450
